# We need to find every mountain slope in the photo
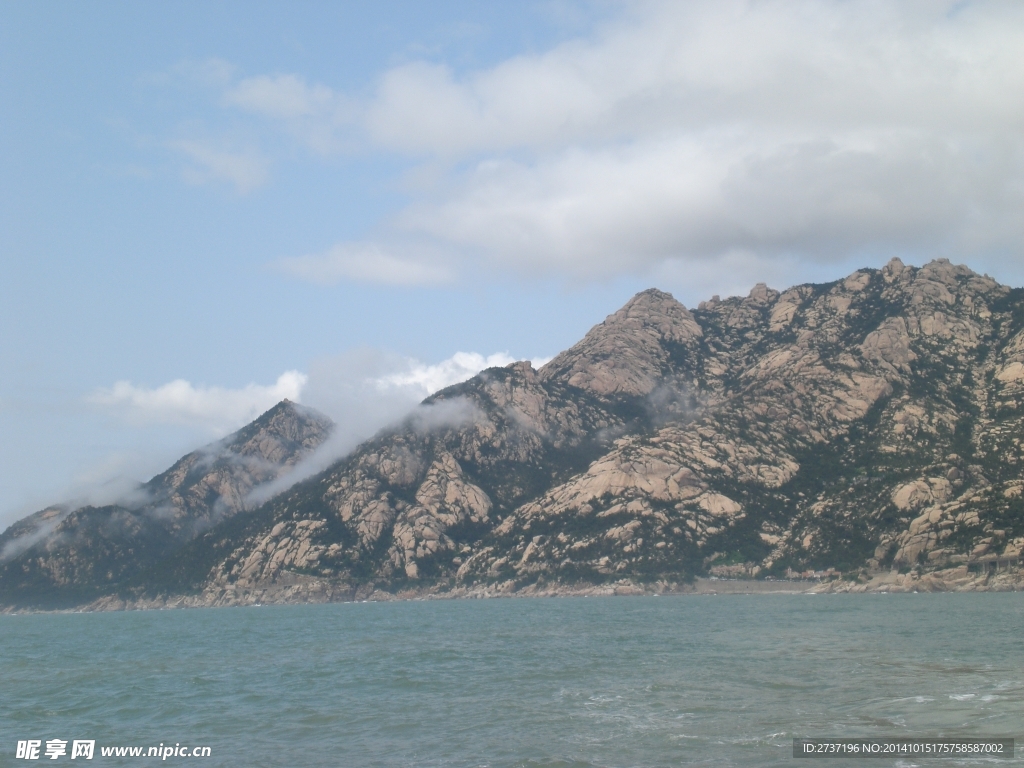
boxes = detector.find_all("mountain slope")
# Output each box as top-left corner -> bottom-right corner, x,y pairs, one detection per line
4,259 -> 1024,609
466,260 -> 993,584
179,259 -> 1024,606
0,400 -> 332,608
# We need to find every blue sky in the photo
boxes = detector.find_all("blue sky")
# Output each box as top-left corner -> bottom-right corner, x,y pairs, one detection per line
2,1 -> 1023,529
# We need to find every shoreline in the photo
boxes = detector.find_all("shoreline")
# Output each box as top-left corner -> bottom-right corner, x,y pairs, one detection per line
0,578 -> 808,614
4,566 -> 1023,614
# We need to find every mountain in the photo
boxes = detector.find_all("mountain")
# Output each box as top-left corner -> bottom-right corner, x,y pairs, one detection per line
0,400 -> 333,608
3,258 -> 1024,610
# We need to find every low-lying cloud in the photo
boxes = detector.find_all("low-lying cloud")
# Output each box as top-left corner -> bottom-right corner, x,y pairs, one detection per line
378,351 -> 551,398
84,350 -> 544,509
88,351 -> 540,438
88,371 -> 307,435
245,349 -> 542,505
0,512 -> 67,562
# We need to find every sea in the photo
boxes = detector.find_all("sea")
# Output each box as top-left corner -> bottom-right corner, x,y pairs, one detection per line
1,593 -> 1021,767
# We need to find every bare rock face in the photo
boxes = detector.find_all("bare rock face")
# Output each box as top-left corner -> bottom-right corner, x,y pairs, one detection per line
143,400 -> 333,528
861,318 -> 917,375
388,452 -> 491,577
539,289 -> 703,397
191,259 -> 1021,600
6,258 -> 1024,609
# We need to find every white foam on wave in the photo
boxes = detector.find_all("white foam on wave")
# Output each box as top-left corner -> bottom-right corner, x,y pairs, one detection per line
949,693 -> 976,700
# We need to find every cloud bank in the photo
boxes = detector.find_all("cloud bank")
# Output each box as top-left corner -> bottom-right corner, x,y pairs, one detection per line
89,371 -> 307,435
244,349 -> 546,504
82,350 -> 543,510
89,350 -> 543,442
212,1 -> 1024,285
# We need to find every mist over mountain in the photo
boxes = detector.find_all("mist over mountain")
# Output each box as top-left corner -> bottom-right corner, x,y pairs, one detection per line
0,401 -> 331,606
4,258 -> 1024,610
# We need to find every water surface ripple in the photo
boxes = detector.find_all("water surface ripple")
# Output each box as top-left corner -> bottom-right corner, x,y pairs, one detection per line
1,594 -> 1021,767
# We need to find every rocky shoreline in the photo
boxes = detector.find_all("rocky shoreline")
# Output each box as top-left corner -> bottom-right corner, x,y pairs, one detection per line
810,565 -> 1024,593
3,567 -> 1022,614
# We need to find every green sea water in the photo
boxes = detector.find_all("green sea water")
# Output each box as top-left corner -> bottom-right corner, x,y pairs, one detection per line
1,593 -> 1022,767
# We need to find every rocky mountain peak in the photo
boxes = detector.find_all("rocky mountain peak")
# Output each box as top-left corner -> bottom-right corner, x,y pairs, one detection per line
611,288 -> 702,342
0,401 -> 334,607
881,256 -> 908,283
145,400 -> 333,514
221,399 -> 333,467
539,288 -> 702,397
746,282 -> 779,306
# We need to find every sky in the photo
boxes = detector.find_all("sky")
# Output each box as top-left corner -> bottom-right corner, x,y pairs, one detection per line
2,0 -> 1023,531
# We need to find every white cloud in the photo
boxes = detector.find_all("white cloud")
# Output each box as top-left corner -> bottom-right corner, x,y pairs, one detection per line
40,351 -> 550,520
86,349 -> 542,477
226,74 -> 334,119
299,349 -> 544,429
276,241 -> 454,286
377,351 -> 551,397
247,349 -> 545,504
170,139 -> 270,193
358,0 -> 1024,277
0,512 -> 67,562
276,0 -> 1022,285
224,74 -> 355,154
395,129 -> 1023,277
173,1 -> 1024,285
366,2 -> 1024,156
89,371 -> 306,435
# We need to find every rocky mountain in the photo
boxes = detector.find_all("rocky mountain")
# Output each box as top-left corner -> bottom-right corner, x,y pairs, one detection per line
0,400 -> 332,608
3,258 -> 1024,610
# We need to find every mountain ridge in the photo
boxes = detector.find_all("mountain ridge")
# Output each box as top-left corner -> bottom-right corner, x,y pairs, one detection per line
0,400 -> 333,608
4,258 -> 1024,610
